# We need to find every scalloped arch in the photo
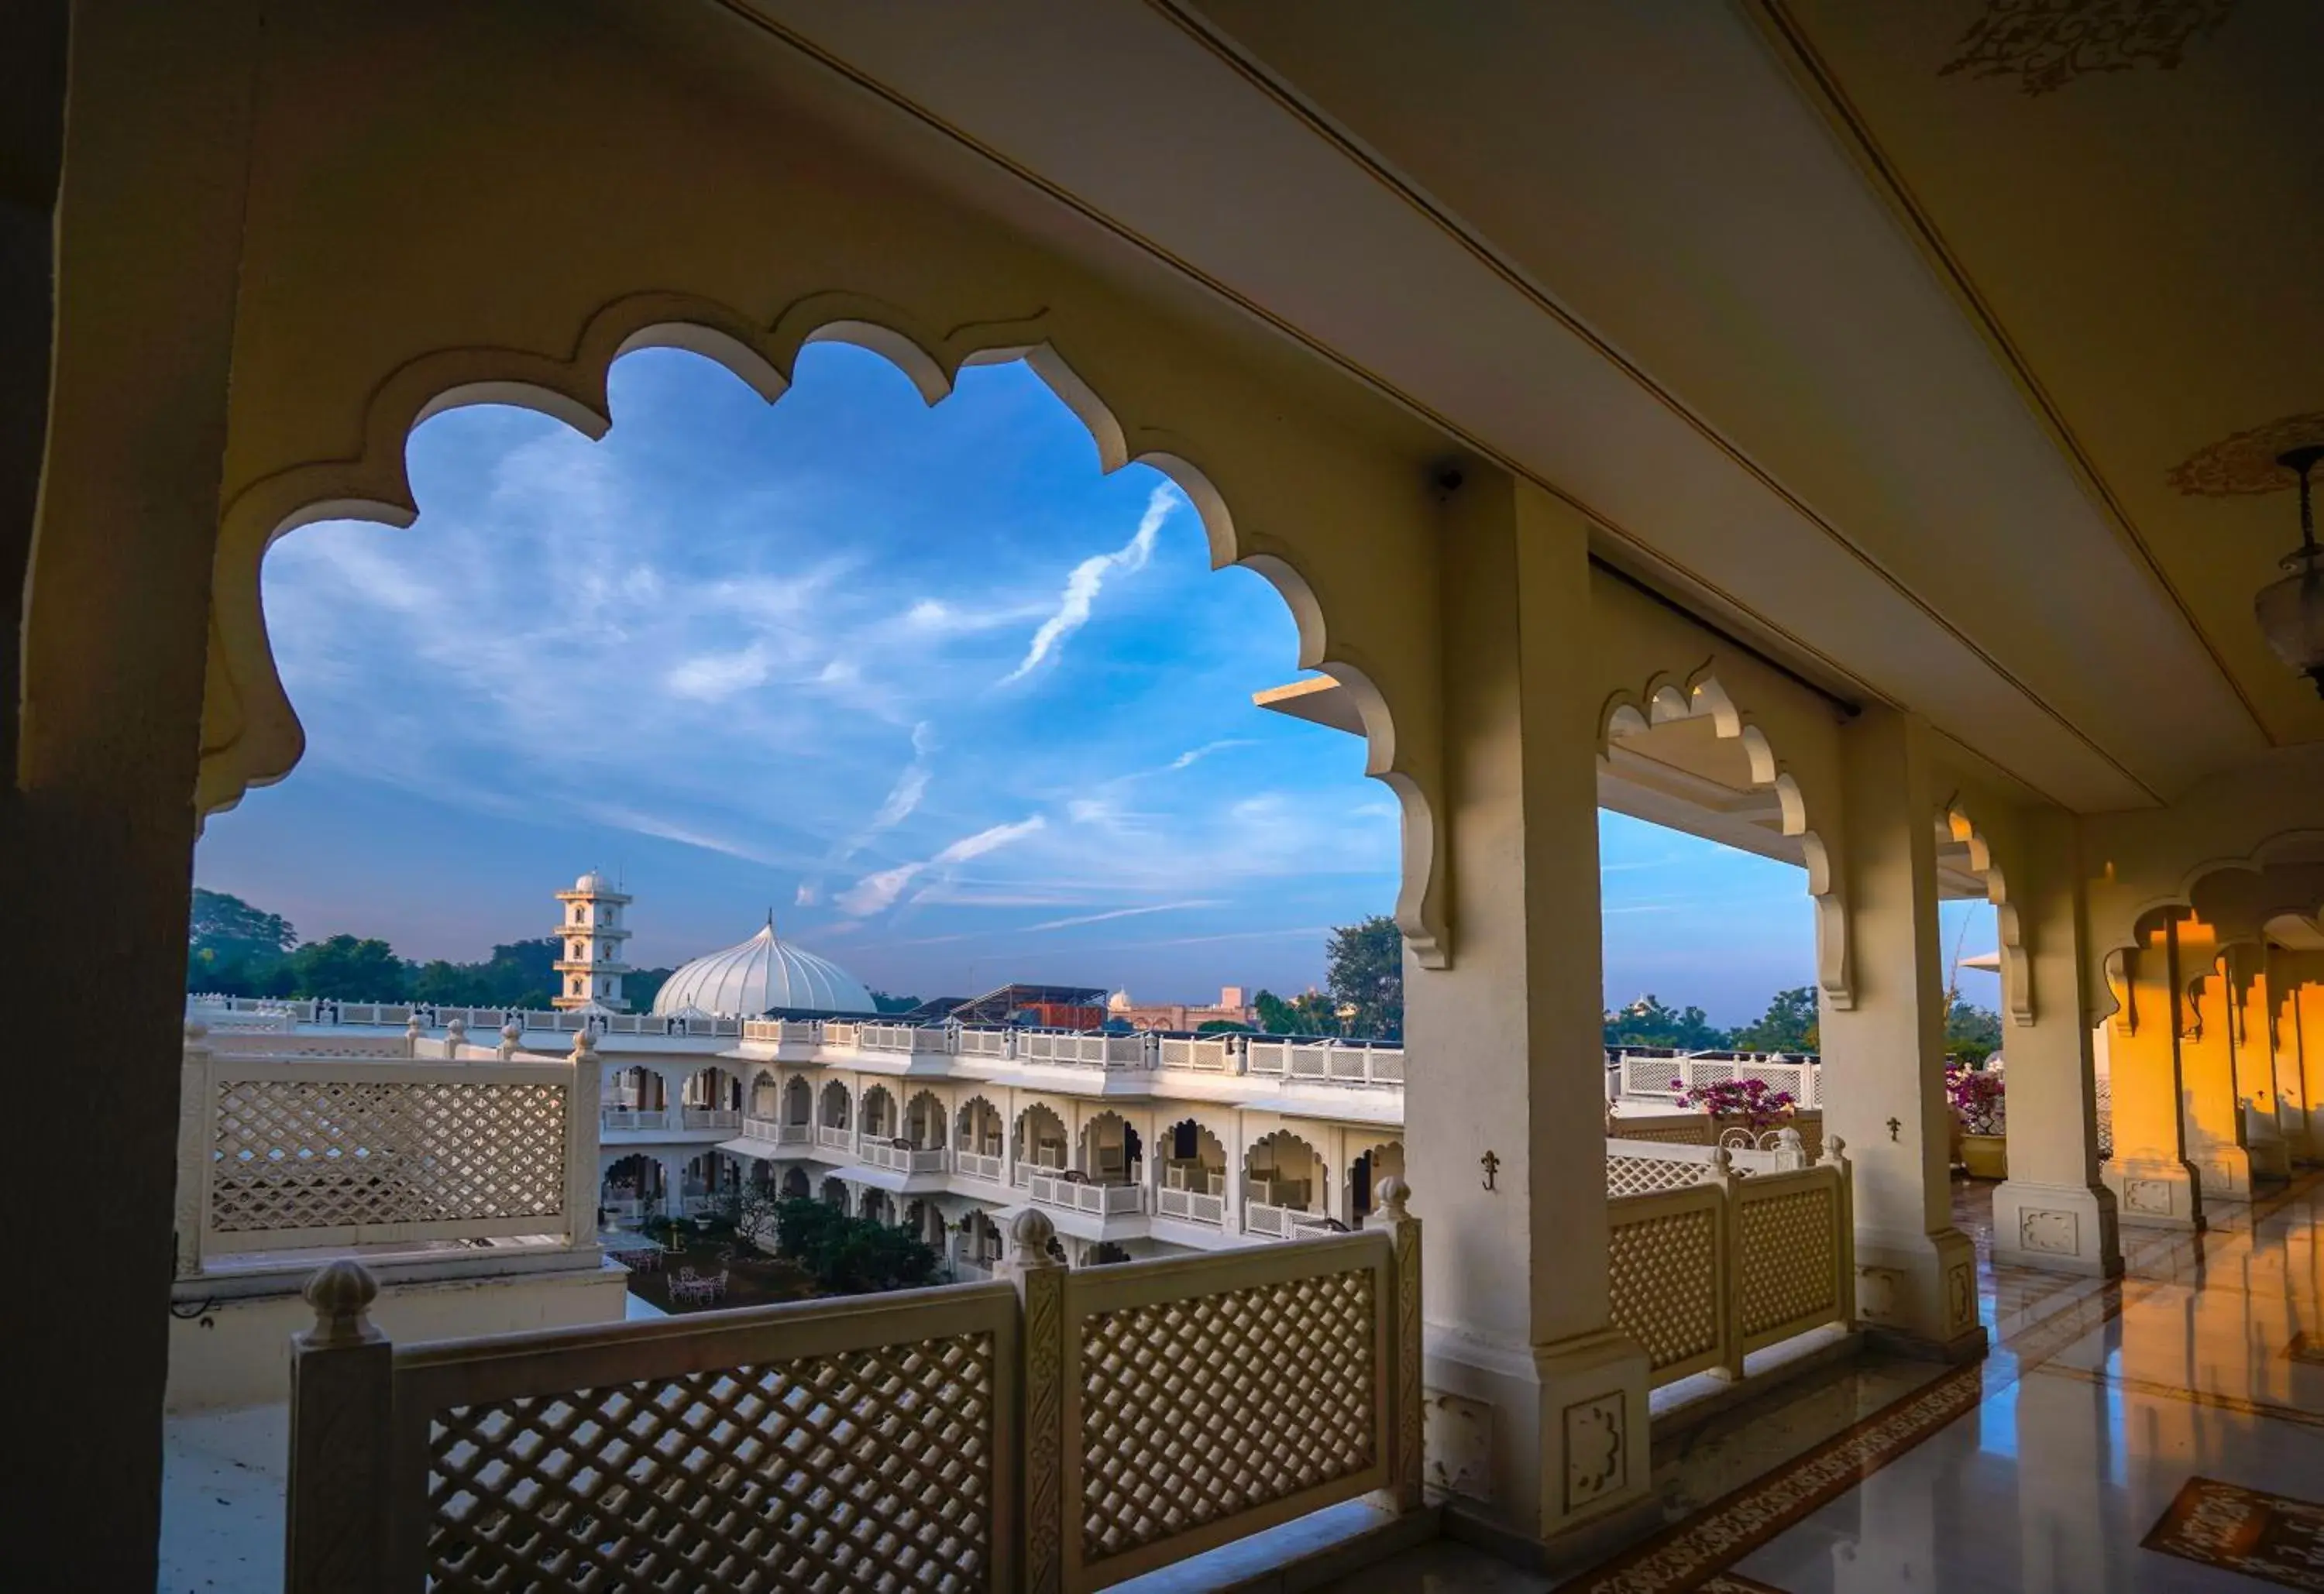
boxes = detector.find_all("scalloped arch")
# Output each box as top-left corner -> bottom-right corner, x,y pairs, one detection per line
200,290 -> 1443,962
2095,829 -> 2324,1008
1599,666 -> 1851,1008
1940,805 -> 2031,1026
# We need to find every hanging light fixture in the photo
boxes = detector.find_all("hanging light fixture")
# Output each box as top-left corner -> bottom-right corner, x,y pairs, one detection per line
2256,445 -> 2324,698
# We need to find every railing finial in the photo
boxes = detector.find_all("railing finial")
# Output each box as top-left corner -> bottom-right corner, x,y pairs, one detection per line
405,1012 -> 424,1038
1374,1175 -> 1411,1221
500,1021 -> 524,1059
571,1027 -> 597,1062
1820,1134 -> 1849,1170
301,1259 -> 383,1347
1005,1208 -> 1060,1270
184,1017 -> 209,1046
445,1016 -> 466,1046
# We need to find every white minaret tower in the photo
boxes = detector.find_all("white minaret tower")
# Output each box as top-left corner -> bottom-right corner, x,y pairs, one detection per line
552,869 -> 634,1010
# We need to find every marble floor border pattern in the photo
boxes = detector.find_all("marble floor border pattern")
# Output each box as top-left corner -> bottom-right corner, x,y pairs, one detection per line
1557,1167 -> 2324,1593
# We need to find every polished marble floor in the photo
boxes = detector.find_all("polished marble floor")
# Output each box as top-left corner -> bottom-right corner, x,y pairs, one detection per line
1343,1171 -> 2324,1592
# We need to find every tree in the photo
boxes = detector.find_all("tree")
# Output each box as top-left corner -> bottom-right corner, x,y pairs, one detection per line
1196,1019 -> 1254,1033
187,888 -> 298,993
1731,987 -> 1819,1053
769,1198 -> 938,1294
625,967 -> 675,1012
870,989 -> 922,1015
1253,988 -> 1339,1036
1604,995 -> 1728,1050
1944,990 -> 2003,1067
1325,915 -> 1403,1039
283,935 -> 410,1001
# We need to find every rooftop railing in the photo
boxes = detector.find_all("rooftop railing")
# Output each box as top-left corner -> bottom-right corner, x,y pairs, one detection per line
1608,1048 -> 1822,1109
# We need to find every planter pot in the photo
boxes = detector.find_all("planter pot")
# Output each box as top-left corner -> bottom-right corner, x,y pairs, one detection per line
1959,1132 -> 2008,1180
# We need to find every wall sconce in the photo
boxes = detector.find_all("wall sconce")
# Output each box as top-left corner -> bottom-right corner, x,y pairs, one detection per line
2256,445 -> 2324,698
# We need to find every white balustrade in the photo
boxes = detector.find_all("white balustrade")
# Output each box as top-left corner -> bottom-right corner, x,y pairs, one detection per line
1243,1199 -> 1329,1238
1029,1173 -> 1145,1217
177,1029 -> 596,1275
955,1025 -> 1014,1059
861,1141 -> 951,1173
679,1108 -> 739,1131
285,1193 -> 1423,1592
1155,1186 -> 1226,1225
954,1149 -> 1006,1183
816,1125 -> 854,1153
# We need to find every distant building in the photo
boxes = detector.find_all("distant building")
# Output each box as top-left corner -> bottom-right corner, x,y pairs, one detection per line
1108,985 -> 1256,1032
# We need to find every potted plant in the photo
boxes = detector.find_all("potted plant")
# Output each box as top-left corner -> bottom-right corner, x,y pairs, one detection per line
1676,1076 -> 1799,1144
1948,1063 -> 2007,1179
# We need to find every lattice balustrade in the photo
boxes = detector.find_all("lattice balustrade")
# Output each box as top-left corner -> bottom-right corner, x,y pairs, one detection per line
1606,1153 -> 1721,1197
1077,1267 -> 1376,1565
209,1077 -> 567,1233
1607,1201 -> 1721,1372
1616,1122 -> 1715,1146
2095,1076 -> 2115,1159
1735,1185 -> 1838,1341
425,1333 -> 995,1592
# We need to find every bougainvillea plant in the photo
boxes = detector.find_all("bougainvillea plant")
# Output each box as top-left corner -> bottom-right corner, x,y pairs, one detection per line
1676,1076 -> 1799,1130
1946,1063 -> 2006,1136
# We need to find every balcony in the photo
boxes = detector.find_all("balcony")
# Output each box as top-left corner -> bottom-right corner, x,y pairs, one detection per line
597,1107 -> 739,1135
741,1115 -> 811,1147
816,1125 -> 854,1153
1242,1201 -> 1340,1240
860,1140 -> 951,1174
954,1149 -> 1006,1183
1155,1185 -> 1226,1225
1028,1173 -> 1144,1216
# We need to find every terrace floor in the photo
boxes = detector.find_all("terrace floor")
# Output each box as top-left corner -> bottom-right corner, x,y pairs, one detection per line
1339,1170 -> 2324,1592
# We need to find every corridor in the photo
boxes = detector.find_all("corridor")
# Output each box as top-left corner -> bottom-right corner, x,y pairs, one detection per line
1356,1172 -> 2324,1592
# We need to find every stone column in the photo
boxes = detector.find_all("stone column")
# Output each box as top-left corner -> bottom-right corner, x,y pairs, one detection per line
1818,707 -> 1983,1357
1991,809 -> 2121,1276
2277,949 -> 2324,1160
2228,946 -> 2290,1180
1404,472 -> 1651,1551
2102,916 -> 2202,1229
12,7 -> 260,1583
2174,920 -> 2251,1204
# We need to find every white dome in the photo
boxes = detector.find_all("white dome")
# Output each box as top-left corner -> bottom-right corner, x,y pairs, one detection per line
574,869 -> 610,892
650,916 -> 877,1018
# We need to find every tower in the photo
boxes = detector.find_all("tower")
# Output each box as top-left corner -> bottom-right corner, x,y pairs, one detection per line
552,870 -> 634,1010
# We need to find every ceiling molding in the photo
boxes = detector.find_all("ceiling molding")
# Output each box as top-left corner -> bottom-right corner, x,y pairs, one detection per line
710,0 -> 2157,809
1739,0 -> 2271,747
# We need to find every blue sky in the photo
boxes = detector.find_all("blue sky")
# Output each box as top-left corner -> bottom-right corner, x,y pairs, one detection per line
194,344 -> 1992,1022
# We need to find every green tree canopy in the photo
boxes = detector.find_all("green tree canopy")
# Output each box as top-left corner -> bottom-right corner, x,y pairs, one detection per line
1325,915 -> 1403,1039
1604,995 -> 1728,1050
1731,987 -> 1819,1053
870,990 -> 922,1015
1944,990 -> 2003,1066
1253,988 -> 1340,1036
285,935 -> 411,1001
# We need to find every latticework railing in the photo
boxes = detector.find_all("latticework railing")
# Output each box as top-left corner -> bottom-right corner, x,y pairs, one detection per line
284,1187 -> 1424,1594
1606,1144 -> 1853,1389
2095,1074 -> 2115,1159
176,1028 -> 597,1273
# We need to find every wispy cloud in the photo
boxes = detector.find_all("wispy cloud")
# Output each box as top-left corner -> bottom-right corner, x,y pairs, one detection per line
1018,901 -> 1222,933
999,483 -> 1177,684
1164,739 -> 1252,771
665,644 -> 771,701
836,815 -> 1049,917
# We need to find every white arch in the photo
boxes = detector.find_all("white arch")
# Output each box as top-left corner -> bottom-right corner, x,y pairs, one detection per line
1600,667 -> 1852,1009
198,294 -> 1439,967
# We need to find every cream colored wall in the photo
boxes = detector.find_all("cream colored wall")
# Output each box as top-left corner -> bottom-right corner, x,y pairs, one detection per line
167,1264 -> 629,1414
